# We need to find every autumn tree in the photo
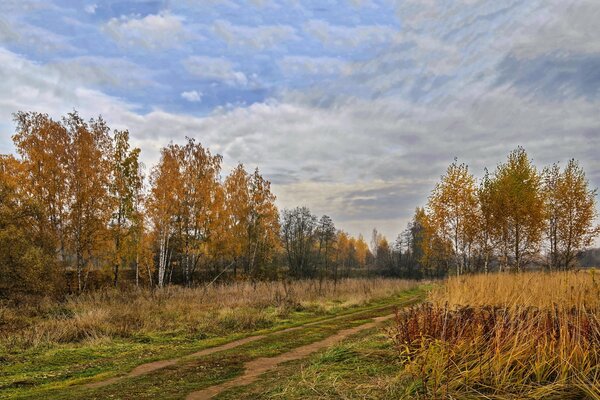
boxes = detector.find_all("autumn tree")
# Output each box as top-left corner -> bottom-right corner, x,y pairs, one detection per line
12,112 -> 70,276
477,169 -> 496,273
178,138 -> 223,286
224,164 -> 251,277
544,159 -> 599,269
246,168 -> 280,278
109,130 -> 142,287
427,160 -> 479,275
13,112 -> 113,292
148,145 -> 181,288
0,155 -> 59,298
489,147 -> 545,271
65,113 -> 113,292
543,163 -> 561,269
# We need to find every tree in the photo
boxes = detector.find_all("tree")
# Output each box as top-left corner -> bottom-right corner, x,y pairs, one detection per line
477,169 -> 496,273
246,168 -> 280,278
12,112 -> 70,279
147,145 -> 181,288
427,159 -> 479,275
178,138 -> 223,286
543,163 -> 561,270
489,147 -> 545,271
109,130 -> 142,287
316,215 -> 336,285
13,111 -> 113,292
224,164 -> 251,277
64,113 -> 113,292
0,155 -> 59,298
544,159 -> 599,269
281,207 -> 317,278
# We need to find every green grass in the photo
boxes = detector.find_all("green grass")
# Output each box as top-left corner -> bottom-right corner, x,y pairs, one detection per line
215,324 -> 412,399
1,287 -> 427,399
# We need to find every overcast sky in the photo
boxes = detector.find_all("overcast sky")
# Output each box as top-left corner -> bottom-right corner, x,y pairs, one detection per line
0,0 -> 599,240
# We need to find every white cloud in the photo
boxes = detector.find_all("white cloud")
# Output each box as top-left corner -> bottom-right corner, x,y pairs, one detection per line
184,56 -> 248,86
213,20 -> 298,50
48,56 -> 156,88
104,13 -> 189,50
181,90 -> 202,102
304,20 -> 397,48
0,17 -> 76,53
279,56 -> 350,76
2,44 -> 599,240
84,4 -> 97,14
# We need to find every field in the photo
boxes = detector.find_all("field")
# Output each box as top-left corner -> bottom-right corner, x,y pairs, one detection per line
0,278 -> 423,399
2,272 -> 599,399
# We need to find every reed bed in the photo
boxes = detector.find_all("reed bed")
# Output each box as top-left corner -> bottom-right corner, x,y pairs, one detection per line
390,271 -> 600,399
0,278 -> 417,350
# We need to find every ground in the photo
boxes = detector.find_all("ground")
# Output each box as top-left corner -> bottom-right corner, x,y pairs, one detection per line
1,287 -> 425,399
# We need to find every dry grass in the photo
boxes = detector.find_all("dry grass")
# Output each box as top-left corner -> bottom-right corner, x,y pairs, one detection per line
0,278 -> 418,350
390,271 -> 600,399
429,270 -> 600,309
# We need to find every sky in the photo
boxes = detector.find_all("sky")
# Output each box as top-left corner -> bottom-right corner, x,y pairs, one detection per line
0,0 -> 599,241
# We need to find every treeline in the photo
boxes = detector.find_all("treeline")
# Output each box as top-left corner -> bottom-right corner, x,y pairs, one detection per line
2,112 -> 597,298
0,111 -> 374,298
403,147 -> 599,277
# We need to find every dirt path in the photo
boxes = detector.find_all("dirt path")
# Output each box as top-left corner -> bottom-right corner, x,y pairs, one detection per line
185,314 -> 395,400
84,334 -> 272,389
84,298 -> 416,390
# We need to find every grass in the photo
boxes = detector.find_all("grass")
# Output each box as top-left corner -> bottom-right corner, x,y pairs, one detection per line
391,270 -> 600,399
210,271 -> 600,400
213,324 -> 412,399
0,279 -> 423,398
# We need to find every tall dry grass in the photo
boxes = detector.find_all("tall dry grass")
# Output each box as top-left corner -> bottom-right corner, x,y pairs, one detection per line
0,278 -> 417,350
390,271 -> 600,399
430,270 -> 600,309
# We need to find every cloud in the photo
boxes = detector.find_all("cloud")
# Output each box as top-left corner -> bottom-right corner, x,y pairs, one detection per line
304,20 -> 397,48
0,17 -> 76,53
84,4 -> 97,14
181,90 -> 202,102
509,0 -> 600,58
48,56 -> 156,89
279,56 -> 350,77
2,0 -> 600,241
183,56 -> 248,86
104,13 -> 189,50
212,20 -> 298,50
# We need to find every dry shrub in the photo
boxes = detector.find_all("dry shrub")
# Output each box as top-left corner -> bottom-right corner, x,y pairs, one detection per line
1,278 -> 418,350
390,271 -> 600,399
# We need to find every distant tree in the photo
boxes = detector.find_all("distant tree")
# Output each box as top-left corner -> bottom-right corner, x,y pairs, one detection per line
316,215 -> 336,285
281,207 -> 317,278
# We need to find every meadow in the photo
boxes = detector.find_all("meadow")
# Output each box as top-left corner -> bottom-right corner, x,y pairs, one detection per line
2,272 -> 599,399
0,278 -> 422,398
